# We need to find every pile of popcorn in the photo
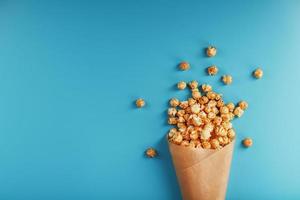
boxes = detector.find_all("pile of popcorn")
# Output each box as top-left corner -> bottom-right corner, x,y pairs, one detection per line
167,80 -> 248,149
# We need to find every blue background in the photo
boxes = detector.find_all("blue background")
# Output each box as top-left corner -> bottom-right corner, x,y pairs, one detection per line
0,0 -> 299,199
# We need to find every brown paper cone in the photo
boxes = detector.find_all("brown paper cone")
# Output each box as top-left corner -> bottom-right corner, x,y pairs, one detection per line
168,139 -> 235,200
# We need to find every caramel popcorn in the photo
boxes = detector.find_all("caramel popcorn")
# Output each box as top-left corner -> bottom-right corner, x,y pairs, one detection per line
170,98 -> 180,107
179,61 -> 190,71
136,98 -> 145,108
207,65 -> 218,76
238,101 -> 248,110
145,148 -> 157,158
167,80 -> 247,149
202,141 -> 212,149
222,75 -> 233,85
233,107 -> 244,117
243,138 -> 253,147
177,81 -> 187,90
253,68 -> 263,79
189,80 -> 199,89
201,84 -> 212,92
206,46 -> 217,57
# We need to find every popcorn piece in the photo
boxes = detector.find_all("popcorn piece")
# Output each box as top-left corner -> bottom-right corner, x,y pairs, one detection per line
220,106 -> 229,114
253,68 -> 263,79
179,61 -> 190,71
201,84 -> 212,92
213,116 -> 222,125
207,100 -> 217,107
215,94 -> 222,101
200,123 -> 214,140
179,101 -> 189,109
191,103 -> 201,114
214,125 -> 227,136
172,132 -> 183,144
216,99 -> 224,108
207,91 -> 216,100
234,107 -> 244,117
222,75 -> 233,85
145,148 -> 157,158
168,108 -> 177,116
192,90 -> 202,99
190,131 -> 199,140
207,112 -> 216,119
188,98 -> 197,106
227,129 -> 236,139
199,96 -> 209,104
189,80 -> 199,89
210,139 -> 220,149
238,101 -> 248,110
168,117 -> 177,125
243,137 -> 253,147
177,81 -> 187,90
221,121 -> 232,130
136,98 -> 145,108
226,102 -> 235,112
206,46 -> 217,57
169,98 -> 180,107
202,141 -> 211,149
191,115 -> 202,126
207,65 -> 218,76
168,128 -> 177,139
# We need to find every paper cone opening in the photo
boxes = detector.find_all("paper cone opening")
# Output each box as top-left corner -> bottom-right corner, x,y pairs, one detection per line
168,139 -> 235,200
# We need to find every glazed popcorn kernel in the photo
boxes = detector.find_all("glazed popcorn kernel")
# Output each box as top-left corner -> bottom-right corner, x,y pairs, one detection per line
179,101 -> 189,109
215,125 -> 227,136
172,132 -> 183,144
191,115 -> 202,126
233,106 -> 244,117
213,116 -> 222,125
206,46 -> 217,57
202,141 -> 212,149
243,137 -> 253,147
176,109 -> 185,117
207,100 -> 217,107
191,103 -> 201,114
145,148 -> 157,158
168,107 -> 177,117
192,91 -> 202,99
189,80 -> 199,89
169,98 -> 180,107
168,117 -> 178,125
238,101 -> 248,110
168,128 -> 177,138
179,61 -> 190,71
207,65 -> 219,76
201,84 -> 212,92
222,121 -> 232,130
206,91 -> 216,100
226,102 -> 235,112
220,106 -> 229,114
227,129 -> 236,139
177,81 -> 187,90
222,75 -> 233,85
136,98 -> 145,108
210,139 -> 220,149
216,99 -> 224,108
207,112 -> 216,120
199,96 -> 209,104
253,68 -> 263,79
190,131 -> 199,140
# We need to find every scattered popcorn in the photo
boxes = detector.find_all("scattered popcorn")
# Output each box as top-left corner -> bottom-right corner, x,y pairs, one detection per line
226,102 -> 235,112
192,90 -> 202,99
222,75 -> 233,85
145,148 -> 157,158
207,65 -> 218,75
179,61 -> 190,71
136,98 -> 145,108
233,107 -> 244,117
238,101 -> 248,110
177,81 -> 187,90
206,46 -> 217,57
201,84 -> 212,92
253,68 -> 263,79
243,138 -> 253,147
170,98 -> 180,107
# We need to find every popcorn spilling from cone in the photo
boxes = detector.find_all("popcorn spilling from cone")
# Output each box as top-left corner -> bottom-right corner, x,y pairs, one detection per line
167,81 -> 246,149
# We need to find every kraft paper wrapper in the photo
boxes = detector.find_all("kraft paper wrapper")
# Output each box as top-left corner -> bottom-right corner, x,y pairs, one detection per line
168,139 -> 235,200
